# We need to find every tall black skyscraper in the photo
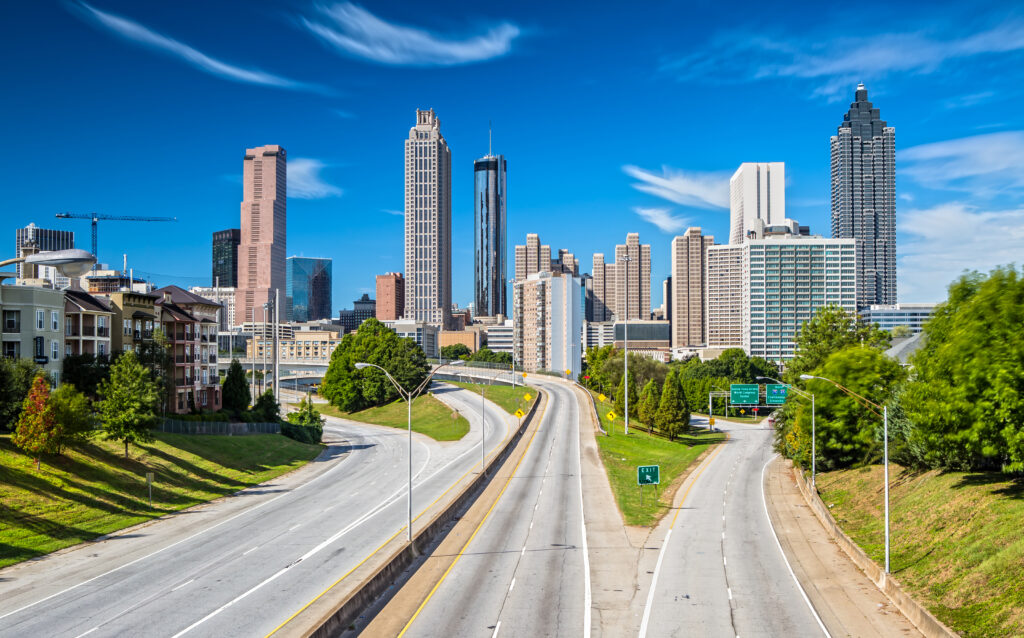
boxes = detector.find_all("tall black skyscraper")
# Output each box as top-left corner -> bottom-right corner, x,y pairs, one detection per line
831,83 -> 896,306
212,228 -> 240,287
473,153 -> 507,317
15,223 -> 74,279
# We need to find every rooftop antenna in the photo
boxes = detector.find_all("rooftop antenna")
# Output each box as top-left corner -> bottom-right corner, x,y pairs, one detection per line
488,120 -> 492,157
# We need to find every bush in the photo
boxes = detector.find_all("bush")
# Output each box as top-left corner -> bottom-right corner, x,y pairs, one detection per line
281,421 -> 322,444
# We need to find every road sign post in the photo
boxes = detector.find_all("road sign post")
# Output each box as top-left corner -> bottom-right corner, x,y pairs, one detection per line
146,472 -> 154,507
637,465 -> 660,506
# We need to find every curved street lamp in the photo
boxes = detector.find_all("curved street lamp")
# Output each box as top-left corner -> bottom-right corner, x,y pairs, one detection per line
757,376 -> 817,489
354,358 -> 464,543
801,373 -> 891,574
0,248 -> 96,278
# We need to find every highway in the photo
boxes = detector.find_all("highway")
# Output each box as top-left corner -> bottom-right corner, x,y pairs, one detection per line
639,419 -> 828,637
401,378 -> 591,638
0,383 -> 513,638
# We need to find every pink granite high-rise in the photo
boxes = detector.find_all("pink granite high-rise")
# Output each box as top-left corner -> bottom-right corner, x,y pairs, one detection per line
235,145 -> 287,326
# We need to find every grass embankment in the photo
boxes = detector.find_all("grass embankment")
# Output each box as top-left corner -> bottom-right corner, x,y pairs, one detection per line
817,465 -> 1024,638
0,432 -> 321,569
317,394 -> 470,442
447,382 -> 537,416
590,392 -> 725,526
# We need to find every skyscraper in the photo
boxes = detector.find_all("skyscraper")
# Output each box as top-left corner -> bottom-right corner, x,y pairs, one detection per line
376,272 -> 405,321
235,144 -> 286,326
613,232 -> 651,321
212,228 -> 240,287
514,233 -> 550,281
831,83 -> 896,306
473,153 -> 507,317
591,253 -> 616,322
404,109 -> 452,327
286,257 -> 332,322
15,223 -> 75,282
670,227 -> 713,348
729,162 -> 785,244
513,271 -> 582,379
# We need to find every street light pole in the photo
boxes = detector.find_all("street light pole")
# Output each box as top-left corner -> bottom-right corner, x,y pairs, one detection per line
758,375 -> 816,488
619,254 -> 632,435
801,373 -> 889,573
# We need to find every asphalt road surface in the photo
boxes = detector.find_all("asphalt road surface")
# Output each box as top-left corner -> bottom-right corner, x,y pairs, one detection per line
403,378 -> 591,638
640,419 -> 828,638
0,383 -> 512,638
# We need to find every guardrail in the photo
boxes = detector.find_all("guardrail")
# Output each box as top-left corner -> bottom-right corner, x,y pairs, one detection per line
156,420 -> 281,435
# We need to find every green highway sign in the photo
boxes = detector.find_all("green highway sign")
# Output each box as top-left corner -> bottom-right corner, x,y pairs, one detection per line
766,384 -> 789,405
637,465 -> 660,485
730,384 -> 760,405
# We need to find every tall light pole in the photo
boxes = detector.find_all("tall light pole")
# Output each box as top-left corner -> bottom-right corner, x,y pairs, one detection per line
758,376 -> 816,488
354,359 -> 464,543
618,254 -> 632,435
801,373 -> 890,574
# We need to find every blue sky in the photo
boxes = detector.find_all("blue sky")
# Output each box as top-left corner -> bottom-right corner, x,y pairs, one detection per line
3,0 -> 1023,311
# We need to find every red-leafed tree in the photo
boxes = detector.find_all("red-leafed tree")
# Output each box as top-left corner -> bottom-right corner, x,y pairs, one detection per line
12,374 -> 61,471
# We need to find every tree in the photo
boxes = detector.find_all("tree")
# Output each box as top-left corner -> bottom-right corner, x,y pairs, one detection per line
222,359 -> 251,413
320,318 -> 429,412
904,267 -> 1024,472
614,368 -> 639,419
890,325 -> 912,339
637,379 -> 660,433
0,358 -> 45,431
583,345 -> 616,391
655,369 -> 689,439
99,350 -> 162,457
284,395 -> 324,445
603,352 -> 668,397
786,305 -> 890,382
61,353 -> 111,398
49,384 -> 96,453
440,343 -> 472,360
12,375 -> 59,470
253,389 -> 280,422
468,348 -> 512,365
136,328 -> 173,411
790,346 -> 907,471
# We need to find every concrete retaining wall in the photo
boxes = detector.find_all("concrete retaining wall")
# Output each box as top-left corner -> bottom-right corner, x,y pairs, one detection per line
788,461 -> 959,638
301,391 -> 545,638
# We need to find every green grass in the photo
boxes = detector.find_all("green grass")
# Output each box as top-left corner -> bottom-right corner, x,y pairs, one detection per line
0,432 -> 321,569
817,465 -> 1024,638
590,392 -> 725,526
316,394 -> 470,442
447,382 -> 537,416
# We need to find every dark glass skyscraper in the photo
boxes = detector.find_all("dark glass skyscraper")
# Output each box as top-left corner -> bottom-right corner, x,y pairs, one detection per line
286,257 -> 332,322
211,228 -> 240,287
473,154 -> 507,317
831,83 -> 896,306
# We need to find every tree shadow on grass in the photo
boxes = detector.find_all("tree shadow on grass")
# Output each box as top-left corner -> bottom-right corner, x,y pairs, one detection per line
130,443 -> 253,489
950,472 -> 1024,500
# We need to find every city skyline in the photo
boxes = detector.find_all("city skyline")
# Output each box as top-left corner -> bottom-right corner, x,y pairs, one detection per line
2,2 -> 1022,310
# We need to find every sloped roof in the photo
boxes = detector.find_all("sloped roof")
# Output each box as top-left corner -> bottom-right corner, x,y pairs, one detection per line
65,289 -> 112,313
153,284 -> 217,306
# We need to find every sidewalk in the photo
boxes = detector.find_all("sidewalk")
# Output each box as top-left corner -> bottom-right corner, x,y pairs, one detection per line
763,457 -> 923,637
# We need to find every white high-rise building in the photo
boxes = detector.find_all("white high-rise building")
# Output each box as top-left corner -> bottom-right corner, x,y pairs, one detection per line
513,271 -> 582,380
404,109 -> 452,328
729,162 -> 785,244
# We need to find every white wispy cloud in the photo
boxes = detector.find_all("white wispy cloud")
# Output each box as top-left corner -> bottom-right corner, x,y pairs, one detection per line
623,165 -> 730,209
899,202 -> 1024,301
381,209 -> 405,216
288,159 -> 343,199
74,2 -> 326,93
901,131 -> 1024,195
301,2 -> 520,66
663,20 -> 1024,100
633,207 -> 689,233
944,90 -> 996,110
333,109 -> 356,118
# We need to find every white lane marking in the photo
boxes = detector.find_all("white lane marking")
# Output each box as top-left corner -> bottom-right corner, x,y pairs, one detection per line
724,556 -> 727,566
638,528 -> 672,638
760,454 -> 831,638
242,546 -> 259,556
728,587 -> 733,600
288,524 -> 301,531
491,620 -> 501,638
521,547 -> 526,556
171,579 -> 195,592
73,628 -> 98,638
0,427 -> 362,623
722,532 -> 725,540
570,384 -> 593,638
508,578 -> 516,593
529,522 -> 533,530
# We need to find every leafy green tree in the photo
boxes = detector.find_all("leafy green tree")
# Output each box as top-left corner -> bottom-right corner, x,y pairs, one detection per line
99,350 -> 162,457
890,324 -> 913,339
468,348 -> 512,365
655,369 -> 689,439
221,359 -> 251,413
614,368 -> 639,419
12,375 -> 59,470
440,343 -> 472,360
904,267 -> 1024,472
253,389 -> 280,422
637,379 -> 660,433
786,305 -> 890,382
284,395 -> 324,444
0,358 -> 45,431
61,353 -> 111,398
603,352 -> 668,397
135,328 -> 173,411
792,346 -> 906,470
583,345 -> 615,391
49,384 -> 96,453
320,318 -> 429,412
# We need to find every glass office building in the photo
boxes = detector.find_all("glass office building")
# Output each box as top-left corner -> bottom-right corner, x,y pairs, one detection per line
286,257 -> 332,322
473,154 -> 507,317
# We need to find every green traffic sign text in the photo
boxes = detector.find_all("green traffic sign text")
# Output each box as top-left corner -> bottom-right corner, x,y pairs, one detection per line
766,384 -> 789,405
730,384 -> 759,405
637,465 -> 660,485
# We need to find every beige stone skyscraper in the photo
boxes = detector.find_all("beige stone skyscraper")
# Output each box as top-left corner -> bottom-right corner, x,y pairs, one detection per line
613,232 -> 651,321
513,233 -> 551,282
706,244 -> 744,348
404,109 -> 452,327
670,227 -> 714,348
591,253 -> 615,322
235,144 -> 286,326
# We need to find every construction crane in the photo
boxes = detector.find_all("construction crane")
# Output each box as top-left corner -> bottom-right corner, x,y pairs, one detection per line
55,212 -> 177,267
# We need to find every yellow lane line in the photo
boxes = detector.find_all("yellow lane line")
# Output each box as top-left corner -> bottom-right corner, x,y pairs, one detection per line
669,432 -> 731,528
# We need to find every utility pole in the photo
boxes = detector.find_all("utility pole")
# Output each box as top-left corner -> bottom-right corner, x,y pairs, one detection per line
619,254 -> 632,435
274,288 -> 280,400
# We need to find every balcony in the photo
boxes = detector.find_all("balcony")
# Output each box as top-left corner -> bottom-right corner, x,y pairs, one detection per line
67,327 -> 80,337
97,326 -> 110,337
208,355 -> 217,364
142,330 -> 153,339
81,325 -> 96,337
175,355 -> 185,363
